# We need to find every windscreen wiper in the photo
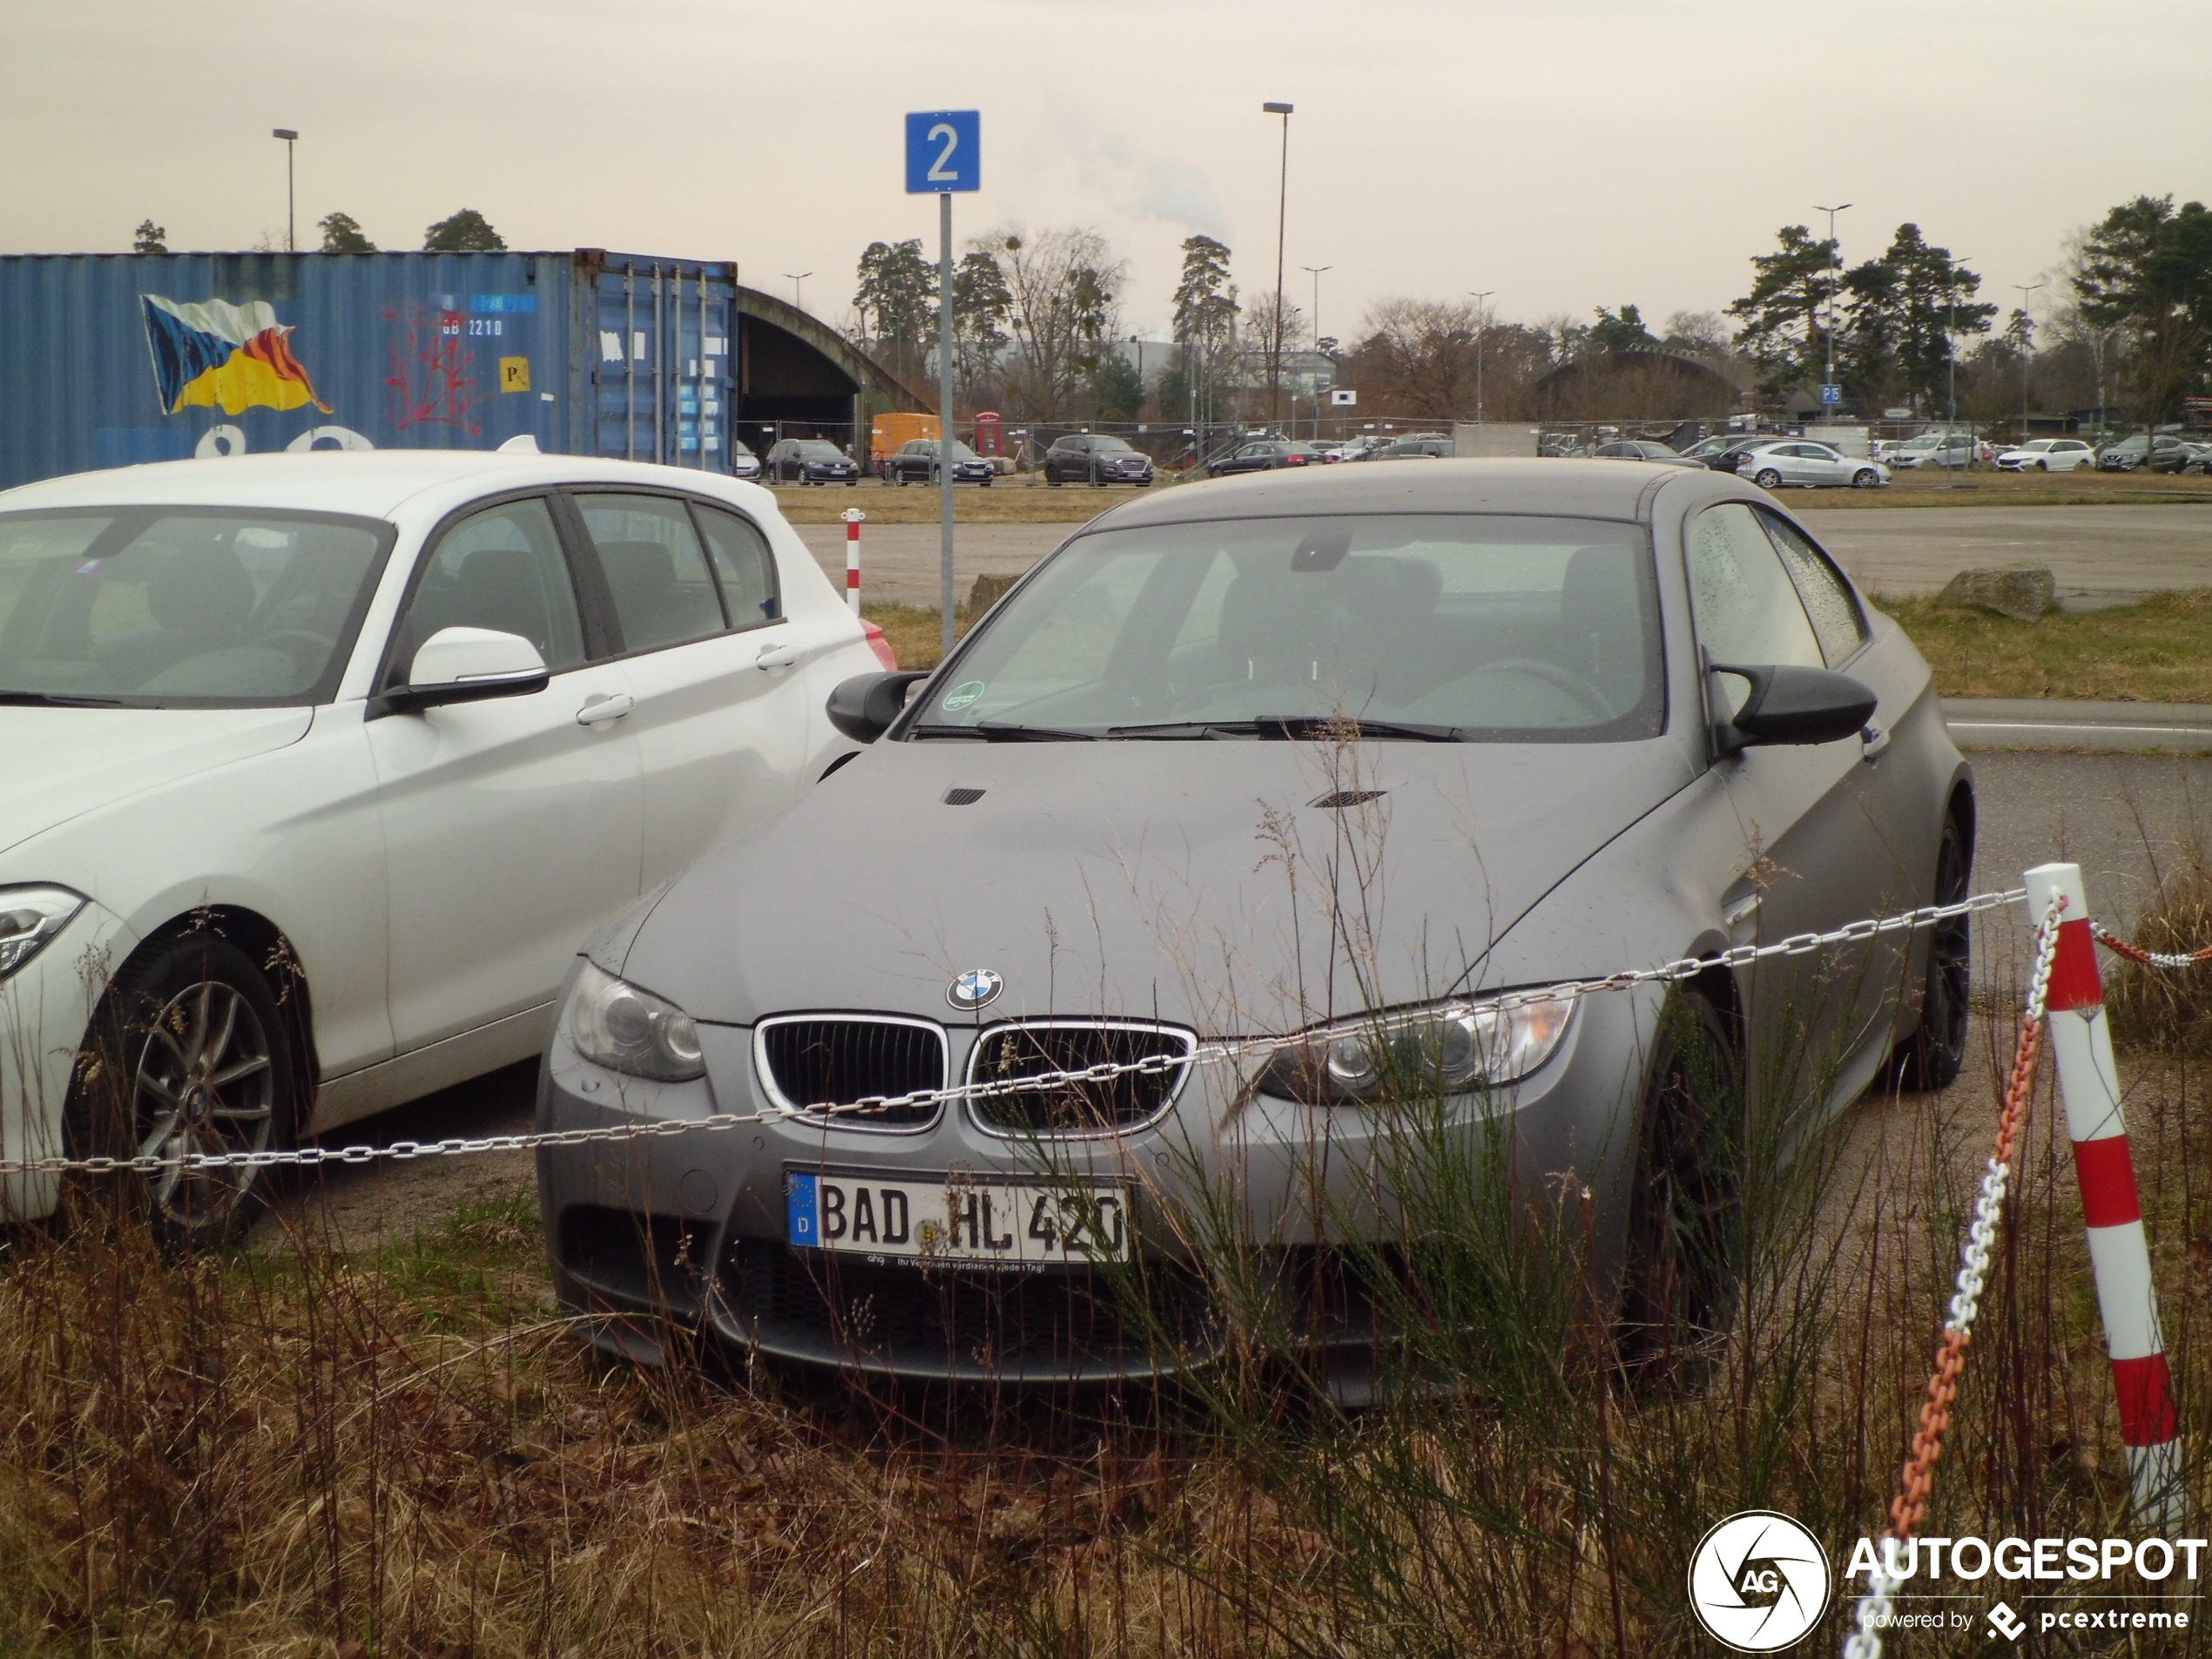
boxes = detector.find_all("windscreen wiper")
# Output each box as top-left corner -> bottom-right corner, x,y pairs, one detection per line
1109,715 -> 1465,741
906,721 -> 1101,741
0,690 -> 128,707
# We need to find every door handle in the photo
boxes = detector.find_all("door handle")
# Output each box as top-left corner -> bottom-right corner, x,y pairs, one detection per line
1860,720 -> 1891,761
754,641 -> 800,670
576,691 -> 635,727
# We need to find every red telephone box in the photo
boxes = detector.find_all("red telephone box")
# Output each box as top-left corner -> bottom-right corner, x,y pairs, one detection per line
973,410 -> 1003,457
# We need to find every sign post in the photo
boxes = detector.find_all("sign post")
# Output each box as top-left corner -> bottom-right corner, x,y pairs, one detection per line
906,110 -> 981,660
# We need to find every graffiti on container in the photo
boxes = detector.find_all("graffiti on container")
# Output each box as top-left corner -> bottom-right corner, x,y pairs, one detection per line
384,306 -> 480,434
142,294 -> 330,417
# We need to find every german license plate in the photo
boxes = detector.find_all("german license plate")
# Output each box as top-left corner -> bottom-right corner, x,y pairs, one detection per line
785,1170 -> 1131,1266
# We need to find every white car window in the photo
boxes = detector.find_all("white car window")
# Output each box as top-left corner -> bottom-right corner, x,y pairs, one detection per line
1687,503 -> 1824,713
577,493 -> 727,654
398,497 -> 584,678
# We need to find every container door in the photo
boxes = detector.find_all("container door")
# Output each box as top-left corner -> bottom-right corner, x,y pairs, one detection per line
590,261 -> 735,471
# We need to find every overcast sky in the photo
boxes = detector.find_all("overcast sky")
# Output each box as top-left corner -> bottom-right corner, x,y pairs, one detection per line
9,1 -> 2209,343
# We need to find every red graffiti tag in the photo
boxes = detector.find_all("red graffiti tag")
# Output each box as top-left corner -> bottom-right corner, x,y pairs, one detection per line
385,307 -> 480,434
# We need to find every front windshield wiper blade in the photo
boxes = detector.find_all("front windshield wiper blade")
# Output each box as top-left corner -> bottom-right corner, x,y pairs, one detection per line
0,690 -> 128,708
907,721 -> 1101,742
1108,715 -> 1466,742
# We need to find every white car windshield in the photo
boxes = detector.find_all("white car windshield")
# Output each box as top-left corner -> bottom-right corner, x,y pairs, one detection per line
0,508 -> 387,707
907,513 -> 1663,742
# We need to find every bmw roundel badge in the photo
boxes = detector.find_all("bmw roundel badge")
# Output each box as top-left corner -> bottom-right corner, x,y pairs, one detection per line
948,968 -> 1003,1012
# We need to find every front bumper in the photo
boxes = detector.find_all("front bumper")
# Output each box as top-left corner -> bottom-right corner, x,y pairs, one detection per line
535,976 -> 1656,1380
0,897 -> 133,1222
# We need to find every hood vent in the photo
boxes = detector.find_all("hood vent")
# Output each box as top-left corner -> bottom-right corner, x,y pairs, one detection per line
943,786 -> 987,806
1311,789 -> 1386,809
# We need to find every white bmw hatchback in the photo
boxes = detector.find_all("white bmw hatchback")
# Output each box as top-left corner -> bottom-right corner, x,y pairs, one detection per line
0,450 -> 887,1236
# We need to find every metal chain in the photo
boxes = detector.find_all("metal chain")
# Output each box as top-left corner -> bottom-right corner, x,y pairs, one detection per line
1842,891 -> 2064,1659
2092,919 -> 2212,971
0,887 -> 2028,1181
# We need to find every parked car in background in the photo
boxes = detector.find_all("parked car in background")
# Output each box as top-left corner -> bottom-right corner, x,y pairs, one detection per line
2097,434 -> 2193,474
1375,435 -> 1453,461
1206,440 -> 1325,476
1696,437 -> 1779,475
2185,442 -> 2212,475
764,440 -> 860,486
1537,432 -> 1590,458
1322,435 -> 1388,463
0,451 -> 887,1239
536,458 -> 1971,1380
1591,441 -> 1707,469
1681,434 -> 1762,468
728,440 -> 762,482
1891,432 -> 1993,470
1995,438 -> 2095,473
886,439 -> 995,488
1737,441 -> 1891,489
1043,435 -> 1157,487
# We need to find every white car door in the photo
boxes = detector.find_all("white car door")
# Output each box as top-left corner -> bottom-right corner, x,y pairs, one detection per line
567,490 -> 824,887
1804,444 -> 1851,485
366,493 -> 642,1054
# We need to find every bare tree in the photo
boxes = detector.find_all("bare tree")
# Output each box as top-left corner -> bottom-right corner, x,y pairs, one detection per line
970,226 -> 1127,421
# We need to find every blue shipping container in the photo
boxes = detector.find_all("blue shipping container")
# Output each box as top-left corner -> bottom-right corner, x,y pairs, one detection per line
0,250 -> 739,491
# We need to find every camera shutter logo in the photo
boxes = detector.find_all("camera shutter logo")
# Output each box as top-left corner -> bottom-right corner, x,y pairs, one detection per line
1687,1511 -> 1831,1652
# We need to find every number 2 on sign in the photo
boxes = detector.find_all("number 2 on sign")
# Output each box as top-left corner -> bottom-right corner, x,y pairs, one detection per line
926,122 -> 959,182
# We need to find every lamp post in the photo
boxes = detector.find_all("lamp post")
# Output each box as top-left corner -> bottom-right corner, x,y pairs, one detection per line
272,129 -> 298,252
1467,289 -> 1495,423
1811,202 -> 1851,408
783,272 -> 812,314
2014,280 -> 2044,443
1300,266 -> 1330,439
1262,101 -> 1293,433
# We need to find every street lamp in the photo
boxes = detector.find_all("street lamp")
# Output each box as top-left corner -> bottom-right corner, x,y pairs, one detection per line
1467,289 -> 1495,424
1811,202 -> 1851,411
2014,280 -> 2044,443
783,271 -> 812,313
1262,101 -> 1293,433
1301,266 -> 1330,439
272,129 -> 299,252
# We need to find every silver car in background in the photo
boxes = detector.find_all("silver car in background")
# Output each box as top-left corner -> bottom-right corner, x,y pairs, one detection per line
1737,441 -> 1891,490
536,461 -> 1969,1384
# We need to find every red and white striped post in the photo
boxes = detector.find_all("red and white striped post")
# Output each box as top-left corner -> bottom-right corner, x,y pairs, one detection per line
2025,860 -> 2184,1531
843,508 -> 864,614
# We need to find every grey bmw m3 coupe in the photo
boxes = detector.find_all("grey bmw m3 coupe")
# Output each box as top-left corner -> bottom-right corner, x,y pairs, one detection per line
536,461 -> 1972,1384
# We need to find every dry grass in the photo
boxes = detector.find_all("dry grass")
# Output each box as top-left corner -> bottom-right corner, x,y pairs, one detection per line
2108,819 -> 2212,1052
1877,588 -> 2212,703
772,479 -> 1166,527
1782,467 -> 2212,511
860,601 -> 973,671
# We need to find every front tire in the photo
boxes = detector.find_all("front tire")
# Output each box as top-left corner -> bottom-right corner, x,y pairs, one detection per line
2036,459 -> 2049,471
1853,469 -> 1880,489
68,932 -> 298,1245
1894,813 -> 1972,1091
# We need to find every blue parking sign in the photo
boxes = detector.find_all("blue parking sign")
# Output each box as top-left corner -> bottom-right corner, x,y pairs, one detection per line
1819,383 -> 1843,405
906,111 -> 981,193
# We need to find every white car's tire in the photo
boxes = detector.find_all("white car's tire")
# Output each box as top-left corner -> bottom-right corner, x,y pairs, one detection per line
1753,469 -> 1783,489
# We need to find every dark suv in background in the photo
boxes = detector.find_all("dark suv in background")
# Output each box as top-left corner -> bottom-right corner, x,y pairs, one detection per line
764,439 -> 860,485
1042,434 -> 1157,485
885,439 -> 995,487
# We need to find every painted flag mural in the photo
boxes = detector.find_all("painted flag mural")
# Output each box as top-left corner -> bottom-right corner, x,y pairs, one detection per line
141,294 -> 330,416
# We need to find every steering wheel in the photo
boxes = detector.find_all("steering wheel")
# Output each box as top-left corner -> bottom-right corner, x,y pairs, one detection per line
1472,658 -> 1612,719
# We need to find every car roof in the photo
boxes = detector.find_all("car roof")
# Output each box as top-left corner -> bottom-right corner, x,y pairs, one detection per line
0,450 -> 764,520
1082,457 -> 1723,529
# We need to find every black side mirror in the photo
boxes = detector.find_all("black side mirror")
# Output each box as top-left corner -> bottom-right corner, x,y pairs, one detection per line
1711,662 -> 1877,752
826,670 -> 929,743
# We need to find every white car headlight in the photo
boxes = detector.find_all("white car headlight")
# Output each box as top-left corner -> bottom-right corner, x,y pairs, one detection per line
0,886 -> 88,981
565,960 -> 705,1082
1254,993 -> 1575,1106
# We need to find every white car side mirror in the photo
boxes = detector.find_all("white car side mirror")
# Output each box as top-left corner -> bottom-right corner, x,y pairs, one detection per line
383,626 -> 550,715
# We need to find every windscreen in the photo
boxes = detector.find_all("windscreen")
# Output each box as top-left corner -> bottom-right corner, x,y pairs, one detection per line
0,509 -> 387,706
909,513 -> 1664,742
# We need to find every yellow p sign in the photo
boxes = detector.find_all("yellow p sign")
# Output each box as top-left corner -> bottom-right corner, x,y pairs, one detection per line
499,357 -> 531,394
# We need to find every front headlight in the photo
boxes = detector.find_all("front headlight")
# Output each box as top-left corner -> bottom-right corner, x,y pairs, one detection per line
565,960 -> 705,1082
0,886 -> 87,981
1254,993 -> 1575,1105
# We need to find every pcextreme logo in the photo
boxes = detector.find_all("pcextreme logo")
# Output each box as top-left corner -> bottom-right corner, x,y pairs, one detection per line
1688,1511 -> 1833,1651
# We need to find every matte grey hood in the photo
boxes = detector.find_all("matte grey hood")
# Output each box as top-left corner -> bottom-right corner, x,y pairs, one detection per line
623,737 -> 1695,1035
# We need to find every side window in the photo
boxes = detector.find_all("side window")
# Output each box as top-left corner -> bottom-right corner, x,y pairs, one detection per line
394,496 -> 584,683
1758,513 -> 1867,666
1686,502 -> 1823,715
575,493 -> 727,653
692,504 -> 779,629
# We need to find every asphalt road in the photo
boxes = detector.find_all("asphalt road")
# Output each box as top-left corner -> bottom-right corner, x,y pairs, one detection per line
255,743 -> 2212,1248
800,503 -> 2212,610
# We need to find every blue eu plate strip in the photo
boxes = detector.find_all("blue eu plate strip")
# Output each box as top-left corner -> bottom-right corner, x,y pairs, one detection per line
786,1172 -> 819,1247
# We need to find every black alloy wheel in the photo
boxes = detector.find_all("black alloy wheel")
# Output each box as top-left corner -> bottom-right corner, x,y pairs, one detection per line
1622,991 -> 1742,1372
68,932 -> 298,1245
1894,813 -> 1972,1091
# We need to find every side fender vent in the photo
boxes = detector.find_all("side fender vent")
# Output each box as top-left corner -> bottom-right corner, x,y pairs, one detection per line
943,786 -> 988,806
1311,789 -> 1386,809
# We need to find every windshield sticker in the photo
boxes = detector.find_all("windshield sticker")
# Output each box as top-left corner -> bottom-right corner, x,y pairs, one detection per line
943,680 -> 986,712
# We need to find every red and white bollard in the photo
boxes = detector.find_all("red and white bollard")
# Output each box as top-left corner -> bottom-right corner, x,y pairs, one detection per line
843,508 -> 864,614
2025,860 -> 2184,1531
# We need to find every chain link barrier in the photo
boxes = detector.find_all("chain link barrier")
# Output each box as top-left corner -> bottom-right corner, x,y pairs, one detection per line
2093,919 -> 2212,971
0,887 -> 2029,1182
1842,892 -> 2065,1659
